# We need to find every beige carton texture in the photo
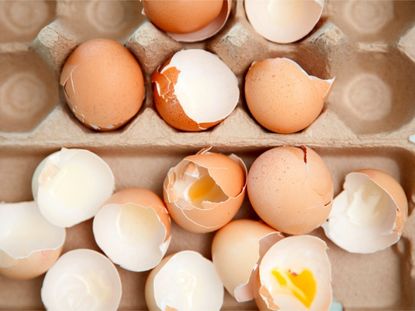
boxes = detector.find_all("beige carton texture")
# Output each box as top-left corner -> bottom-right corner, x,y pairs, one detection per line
0,0 -> 415,310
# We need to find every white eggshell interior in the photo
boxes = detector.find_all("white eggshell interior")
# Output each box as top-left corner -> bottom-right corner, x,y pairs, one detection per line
322,172 -> 399,253
0,201 -> 65,267
93,202 -> 170,272
41,249 -> 122,311
32,148 -> 115,228
152,251 -> 224,311
245,0 -> 324,44
162,49 -> 239,124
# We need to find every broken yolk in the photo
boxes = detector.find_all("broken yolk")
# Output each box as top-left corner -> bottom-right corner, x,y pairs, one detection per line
188,175 -> 226,204
272,268 -> 316,309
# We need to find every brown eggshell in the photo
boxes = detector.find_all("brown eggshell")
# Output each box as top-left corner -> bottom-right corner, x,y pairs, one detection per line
247,146 -> 334,235
60,39 -> 145,131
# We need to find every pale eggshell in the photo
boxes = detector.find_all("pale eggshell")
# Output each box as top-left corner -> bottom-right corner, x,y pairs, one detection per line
322,169 -> 408,254
0,201 -> 65,280
60,38 -> 145,131
247,146 -> 333,235
163,148 -> 247,233
245,0 -> 324,44
212,220 -> 283,302
152,49 -> 239,131
245,58 -> 334,134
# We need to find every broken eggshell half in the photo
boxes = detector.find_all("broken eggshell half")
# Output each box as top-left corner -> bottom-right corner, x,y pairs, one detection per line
152,49 -> 240,131
163,148 -> 247,233
245,0 -> 325,44
145,250 -> 224,311
254,235 -> 332,311
212,219 -> 284,302
322,169 -> 408,254
32,148 -> 115,228
0,201 -> 65,280
41,249 -> 122,311
93,188 -> 171,272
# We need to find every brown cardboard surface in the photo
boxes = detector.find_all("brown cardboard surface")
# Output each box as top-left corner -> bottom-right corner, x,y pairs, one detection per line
0,0 -> 414,310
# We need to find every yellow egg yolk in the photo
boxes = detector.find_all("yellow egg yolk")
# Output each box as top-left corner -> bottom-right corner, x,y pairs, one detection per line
272,268 -> 317,309
188,175 -> 226,205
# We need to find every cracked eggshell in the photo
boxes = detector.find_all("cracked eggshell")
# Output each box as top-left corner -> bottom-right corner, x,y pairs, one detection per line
254,235 -> 332,311
163,148 -> 247,233
0,201 -> 65,280
145,250 -> 224,311
32,148 -> 115,228
212,220 -> 284,302
152,49 -> 240,131
60,38 -> 145,131
245,0 -> 324,44
93,188 -> 171,272
245,57 -> 334,134
322,169 -> 408,254
247,146 -> 333,235
41,249 -> 122,311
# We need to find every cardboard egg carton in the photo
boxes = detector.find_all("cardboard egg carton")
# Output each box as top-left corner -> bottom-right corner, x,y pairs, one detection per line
0,0 -> 414,310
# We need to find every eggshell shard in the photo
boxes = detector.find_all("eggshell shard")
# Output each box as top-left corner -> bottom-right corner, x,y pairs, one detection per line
32,148 -> 115,228
255,235 -> 332,311
247,146 -> 334,235
0,201 -> 65,280
245,58 -> 334,134
41,249 -> 122,311
245,0 -> 324,44
322,169 -> 408,254
212,220 -> 284,302
145,250 -> 224,311
93,188 -> 171,272
60,38 -> 145,131
152,49 -> 240,131
163,148 -> 247,233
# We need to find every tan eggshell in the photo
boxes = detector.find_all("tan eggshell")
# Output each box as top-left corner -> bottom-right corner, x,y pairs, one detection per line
247,146 -> 333,235
245,58 -> 334,134
164,149 -> 247,233
212,220 -> 283,302
143,0 -> 223,34
60,39 -> 145,131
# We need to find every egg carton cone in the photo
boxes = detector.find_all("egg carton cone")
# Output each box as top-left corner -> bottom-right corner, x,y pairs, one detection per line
0,0 -> 415,310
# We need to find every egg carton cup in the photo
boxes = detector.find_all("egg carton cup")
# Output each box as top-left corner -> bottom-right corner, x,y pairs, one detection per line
0,0 -> 415,310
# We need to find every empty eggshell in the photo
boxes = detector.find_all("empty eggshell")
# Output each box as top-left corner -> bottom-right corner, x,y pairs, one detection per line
60,38 -> 145,131
32,148 -> 115,228
41,249 -> 122,311
212,220 -> 284,302
245,57 -> 334,134
254,235 -> 332,311
145,250 -> 224,311
322,169 -> 408,254
152,49 -> 240,131
163,148 -> 247,233
93,188 -> 171,272
245,0 -> 324,43
247,146 -> 334,235
0,201 -> 65,280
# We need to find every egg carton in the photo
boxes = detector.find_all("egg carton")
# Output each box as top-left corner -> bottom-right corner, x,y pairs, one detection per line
0,0 -> 415,310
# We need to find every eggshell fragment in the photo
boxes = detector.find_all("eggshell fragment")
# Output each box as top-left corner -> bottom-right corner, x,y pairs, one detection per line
60,38 -> 145,131
0,201 -> 65,280
163,148 -> 247,233
145,250 -> 224,311
93,188 -> 171,272
245,57 -> 334,133
255,236 -> 332,311
245,0 -> 324,43
32,148 -> 115,228
247,146 -> 334,235
212,220 -> 283,302
152,49 -> 240,131
322,169 -> 408,254
41,249 -> 122,311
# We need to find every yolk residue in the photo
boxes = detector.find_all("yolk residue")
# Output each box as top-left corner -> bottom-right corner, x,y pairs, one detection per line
188,175 -> 226,204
